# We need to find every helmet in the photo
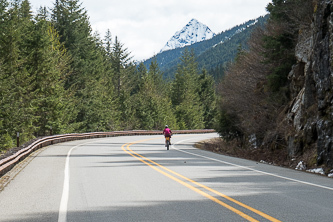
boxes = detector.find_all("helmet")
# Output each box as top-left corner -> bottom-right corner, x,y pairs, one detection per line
165,125 -> 168,128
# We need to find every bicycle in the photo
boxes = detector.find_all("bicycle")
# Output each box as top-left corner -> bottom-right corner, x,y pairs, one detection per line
165,136 -> 170,150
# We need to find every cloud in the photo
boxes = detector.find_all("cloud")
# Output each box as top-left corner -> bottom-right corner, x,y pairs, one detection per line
29,0 -> 271,61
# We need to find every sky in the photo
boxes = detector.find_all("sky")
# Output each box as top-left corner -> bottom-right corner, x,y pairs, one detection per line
28,0 -> 271,61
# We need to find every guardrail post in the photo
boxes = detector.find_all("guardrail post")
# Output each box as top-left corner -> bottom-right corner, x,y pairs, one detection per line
16,132 -> 20,147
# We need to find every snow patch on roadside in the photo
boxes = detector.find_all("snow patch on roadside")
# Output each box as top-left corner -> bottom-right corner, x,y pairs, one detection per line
295,161 -> 306,170
306,168 -> 325,175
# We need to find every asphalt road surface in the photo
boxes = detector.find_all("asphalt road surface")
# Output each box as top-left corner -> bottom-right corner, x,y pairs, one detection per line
0,133 -> 332,222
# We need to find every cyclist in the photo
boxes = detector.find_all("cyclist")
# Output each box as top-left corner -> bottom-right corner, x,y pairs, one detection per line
163,125 -> 172,146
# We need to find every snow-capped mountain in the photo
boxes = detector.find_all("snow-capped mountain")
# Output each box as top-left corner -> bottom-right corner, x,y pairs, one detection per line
143,15 -> 268,79
160,18 -> 215,52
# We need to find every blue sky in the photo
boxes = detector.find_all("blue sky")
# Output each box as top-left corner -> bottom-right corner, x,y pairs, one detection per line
28,0 -> 271,61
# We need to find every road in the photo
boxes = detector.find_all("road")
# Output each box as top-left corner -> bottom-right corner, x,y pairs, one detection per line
0,133 -> 332,222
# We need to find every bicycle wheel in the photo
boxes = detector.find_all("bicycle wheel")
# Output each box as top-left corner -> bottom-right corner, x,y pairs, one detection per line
166,140 -> 169,150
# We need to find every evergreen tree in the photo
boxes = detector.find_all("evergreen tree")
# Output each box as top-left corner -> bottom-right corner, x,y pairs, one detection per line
198,69 -> 217,129
264,0 -> 298,98
0,0 -> 9,150
105,35 -> 136,129
0,0 -> 7,17
148,58 -> 165,91
51,0 -> 92,90
132,62 -> 147,95
171,49 -> 204,129
117,63 -> 137,130
82,33 -> 120,131
25,9 -> 75,136
215,108 -> 243,141
104,29 -> 112,60
0,0 -> 36,145
132,60 -> 177,130
111,36 -> 132,96
51,0 -> 119,132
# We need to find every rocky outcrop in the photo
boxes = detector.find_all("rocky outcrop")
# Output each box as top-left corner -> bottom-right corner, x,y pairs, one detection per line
286,0 -> 333,168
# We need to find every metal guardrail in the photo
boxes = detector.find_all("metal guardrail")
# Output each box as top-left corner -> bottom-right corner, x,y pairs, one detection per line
0,129 -> 215,177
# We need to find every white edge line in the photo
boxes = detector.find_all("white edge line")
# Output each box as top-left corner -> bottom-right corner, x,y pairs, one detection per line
58,141 -> 94,222
172,138 -> 333,191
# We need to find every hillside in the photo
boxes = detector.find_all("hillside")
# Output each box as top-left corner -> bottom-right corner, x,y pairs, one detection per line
143,15 -> 268,79
215,0 -> 333,175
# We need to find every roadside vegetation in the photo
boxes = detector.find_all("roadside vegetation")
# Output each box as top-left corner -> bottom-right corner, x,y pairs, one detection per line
215,0 -> 319,169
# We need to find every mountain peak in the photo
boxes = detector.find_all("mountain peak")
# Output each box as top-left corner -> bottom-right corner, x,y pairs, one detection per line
189,18 -> 199,23
160,18 -> 215,53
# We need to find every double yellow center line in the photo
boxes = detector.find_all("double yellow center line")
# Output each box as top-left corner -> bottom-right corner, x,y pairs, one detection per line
121,138 -> 281,222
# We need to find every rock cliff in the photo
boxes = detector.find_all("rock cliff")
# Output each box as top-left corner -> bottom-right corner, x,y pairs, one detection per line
287,0 -> 333,169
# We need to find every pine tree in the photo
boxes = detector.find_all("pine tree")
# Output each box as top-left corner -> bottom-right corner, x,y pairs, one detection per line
81,33 -> 120,131
51,0 -> 92,90
0,0 -> 36,145
132,60 -> 177,130
51,0 -> 120,132
100,30 -> 121,130
25,9 -> 75,136
198,69 -> 217,129
148,60 -> 177,130
171,49 -> 204,129
132,62 -> 147,95
111,36 -> 132,96
104,35 -> 137,129
104,29 -> 112,59
0,0 -> 9,150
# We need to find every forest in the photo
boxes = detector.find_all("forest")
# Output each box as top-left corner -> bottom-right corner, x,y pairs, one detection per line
0,0 -> 216,151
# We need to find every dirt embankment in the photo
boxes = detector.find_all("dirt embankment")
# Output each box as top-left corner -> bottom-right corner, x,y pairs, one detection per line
195,137 -> 323,173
